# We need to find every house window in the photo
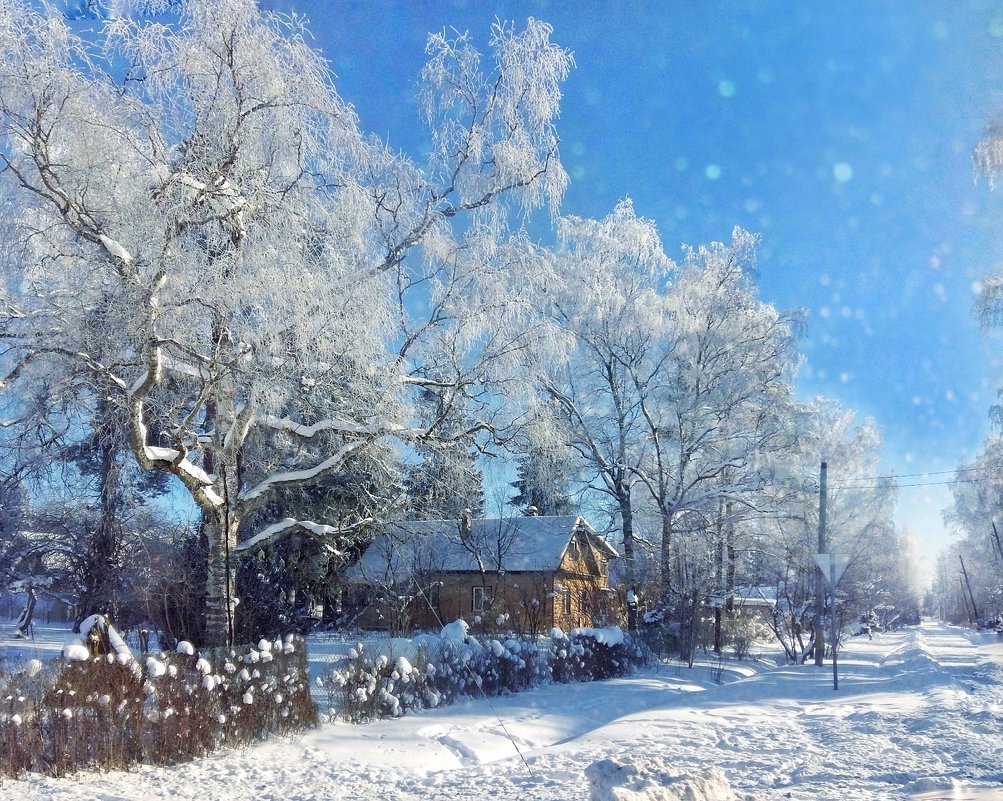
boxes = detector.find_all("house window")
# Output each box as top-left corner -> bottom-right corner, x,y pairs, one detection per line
427,583 -> 441,608
472,585 -> 494,613
558,587 -> 571,616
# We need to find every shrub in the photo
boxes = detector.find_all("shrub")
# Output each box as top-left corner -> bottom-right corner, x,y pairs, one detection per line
0,621 -> 316,780
724,613 -> 771,660
551,627 -> 646,683
636,619 -> 683,660
329,644 -> 424,723
549,629 -> 588,683
325,623 -> 645,723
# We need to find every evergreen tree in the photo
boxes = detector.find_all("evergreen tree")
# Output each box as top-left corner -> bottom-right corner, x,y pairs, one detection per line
509,446 -> 575,516
406,441 -> 485,520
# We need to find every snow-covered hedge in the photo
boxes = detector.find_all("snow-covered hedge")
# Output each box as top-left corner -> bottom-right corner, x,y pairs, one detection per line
325,622 -> 645,723
550,626 -> 638,683
0,617 -> 316,779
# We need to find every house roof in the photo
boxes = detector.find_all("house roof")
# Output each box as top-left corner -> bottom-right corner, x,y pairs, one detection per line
345,514 -> 616,583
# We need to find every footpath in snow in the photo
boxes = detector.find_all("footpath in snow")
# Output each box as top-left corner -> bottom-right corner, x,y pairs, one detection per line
5,619 -> 1003,800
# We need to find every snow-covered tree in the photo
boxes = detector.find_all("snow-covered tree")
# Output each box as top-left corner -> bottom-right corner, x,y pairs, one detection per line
626,228 -> 797,610
508,409 -> 578,516
956,117 -> 1003,622
748,400 -> 896,661
509,447 -> 576,517
535,200 -> 674,582
0,1 -> 571,644
405,389 -> 486,520
944,437 -> 1003,624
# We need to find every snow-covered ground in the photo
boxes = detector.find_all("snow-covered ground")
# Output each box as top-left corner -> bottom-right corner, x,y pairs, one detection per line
3,620 -> 1003,800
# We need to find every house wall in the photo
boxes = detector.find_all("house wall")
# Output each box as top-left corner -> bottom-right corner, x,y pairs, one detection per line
433,572 -> 558,637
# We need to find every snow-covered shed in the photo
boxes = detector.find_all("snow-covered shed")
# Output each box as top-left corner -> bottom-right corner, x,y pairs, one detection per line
342,514 -> 619,635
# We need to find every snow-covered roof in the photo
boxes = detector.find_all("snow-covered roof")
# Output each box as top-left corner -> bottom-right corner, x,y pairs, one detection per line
345,515 -> 616,583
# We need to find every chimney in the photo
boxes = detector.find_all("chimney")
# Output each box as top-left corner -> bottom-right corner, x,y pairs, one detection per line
459,508 -> 473,540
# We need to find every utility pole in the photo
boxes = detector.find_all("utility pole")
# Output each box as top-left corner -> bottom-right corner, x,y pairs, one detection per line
814,461 -> 827,667
959,555 -> 980,624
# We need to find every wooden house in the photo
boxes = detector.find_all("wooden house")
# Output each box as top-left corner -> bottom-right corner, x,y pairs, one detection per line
342,514 -> 619,635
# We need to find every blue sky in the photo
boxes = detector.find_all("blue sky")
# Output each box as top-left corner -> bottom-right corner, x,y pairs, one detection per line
264,1 -> 1003,562
59,0 -> 1003,562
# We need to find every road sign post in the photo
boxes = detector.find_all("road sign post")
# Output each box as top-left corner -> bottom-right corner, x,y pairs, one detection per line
815,463 -> 827,667
830,557 -> 838,690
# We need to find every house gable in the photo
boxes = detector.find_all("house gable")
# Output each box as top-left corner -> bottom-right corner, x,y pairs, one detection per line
555,523 -> 617,579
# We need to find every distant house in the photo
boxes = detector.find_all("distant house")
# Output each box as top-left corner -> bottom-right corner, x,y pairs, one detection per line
707,586 -> 778,617
342,514 -> 620,635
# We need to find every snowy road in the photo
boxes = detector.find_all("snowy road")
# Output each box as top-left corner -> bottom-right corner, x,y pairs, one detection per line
7,620 -> 1003,800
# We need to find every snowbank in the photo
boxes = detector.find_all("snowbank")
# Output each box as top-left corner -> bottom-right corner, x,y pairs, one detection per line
585,756 -> 747,801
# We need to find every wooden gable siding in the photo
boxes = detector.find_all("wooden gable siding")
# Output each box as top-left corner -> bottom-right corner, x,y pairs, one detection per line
552,528 -> 618,630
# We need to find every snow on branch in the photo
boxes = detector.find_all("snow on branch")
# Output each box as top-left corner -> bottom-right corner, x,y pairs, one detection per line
98,234 -> 134,266
234,516 -> 369,554
141,444 -> 218,493
159,351 -> 213,381
0,348 -> 128,392
263,415 -> 379,438
238,440 -> 370,503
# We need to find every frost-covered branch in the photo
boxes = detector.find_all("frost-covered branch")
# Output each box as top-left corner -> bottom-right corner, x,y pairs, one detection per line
235,515 -> 371,554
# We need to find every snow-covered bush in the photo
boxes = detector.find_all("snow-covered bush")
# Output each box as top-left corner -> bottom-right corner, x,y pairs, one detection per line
549,628 -> 588,683
473,637 -> 545,694
325,624 -> 644,723
0,657 -> 56,777
0,632 -> 316,779
550,628 -> 646,683
329,644 -> 425,723
637,617 -> 683,659
724,614 -> 771,660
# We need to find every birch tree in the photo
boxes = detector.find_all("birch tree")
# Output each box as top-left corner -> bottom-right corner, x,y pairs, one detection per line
627,229 -> 797,606
0,1 -> 571,644
536,200 -> 673,583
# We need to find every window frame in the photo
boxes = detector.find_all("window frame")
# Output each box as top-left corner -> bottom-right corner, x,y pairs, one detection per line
558,586 -> 571,616
472,584 -> 494,612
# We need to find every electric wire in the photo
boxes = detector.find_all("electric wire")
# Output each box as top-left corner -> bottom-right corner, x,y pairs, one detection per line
822,465 -> 994,491
830,477 -> 993,490
410,575 -> 537,780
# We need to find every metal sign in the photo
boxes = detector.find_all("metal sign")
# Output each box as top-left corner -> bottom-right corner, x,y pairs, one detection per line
813,553 -> 851,587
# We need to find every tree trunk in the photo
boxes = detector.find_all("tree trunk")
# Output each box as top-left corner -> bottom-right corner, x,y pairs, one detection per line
659,510 -> 673,601
725,501 -> 736,616
75,401 -> 122,631
201,376 -> 244,647
713,501 -> 724,654
204,510 -> 239,647
15,586 -> 37,637
618,487 -> 635,585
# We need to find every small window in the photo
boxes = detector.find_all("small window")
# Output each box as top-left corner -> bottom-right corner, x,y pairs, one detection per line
427,583 -> 440,608
558,587 -> 571,616
472,585 -> 494,612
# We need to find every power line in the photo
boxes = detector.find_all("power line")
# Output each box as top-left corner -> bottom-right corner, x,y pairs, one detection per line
829,465 -> 990,485
829,476 -> 994,491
